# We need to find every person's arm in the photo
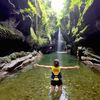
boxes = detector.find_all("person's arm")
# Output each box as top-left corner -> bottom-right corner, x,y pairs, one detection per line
34,64 -> 51,69
61,65 -> 80,70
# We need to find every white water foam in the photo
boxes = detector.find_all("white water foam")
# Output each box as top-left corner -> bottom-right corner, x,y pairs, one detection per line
49,85 -> 68,100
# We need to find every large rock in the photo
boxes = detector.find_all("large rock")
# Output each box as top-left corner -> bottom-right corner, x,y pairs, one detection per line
79,0 -> 100,55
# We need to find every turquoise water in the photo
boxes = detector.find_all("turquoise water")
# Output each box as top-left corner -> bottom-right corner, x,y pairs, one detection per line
0,52 -> 100,100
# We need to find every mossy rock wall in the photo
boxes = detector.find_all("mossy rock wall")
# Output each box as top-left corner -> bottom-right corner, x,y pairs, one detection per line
0,24 -> 32,56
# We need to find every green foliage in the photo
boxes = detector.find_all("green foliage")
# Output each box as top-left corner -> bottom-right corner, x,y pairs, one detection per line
72,27 -> 78,35
57,17 -> 60,27
20,8 -> 31,13
47,34 -> 52,44
70,0 -> 82,11
0,24 -> 23,39
75,37 -> 83,42
37,0 -> 57,43
80,26 -> 88,34
38,36 -> 47,46
28,0 -> 93,46
61,0 -> 94,44
26,0 -> 57,46
83,0 -> 93,15
0,18 -> 19,33
0,12 -> 26,41
38,0 -> 49,25
30,27 -> 37,41
28,0 -> 37,16
77,0 -> 93,27
38,36 -> 43,46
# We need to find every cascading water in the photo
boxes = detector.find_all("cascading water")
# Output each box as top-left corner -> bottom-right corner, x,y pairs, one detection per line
57,28 -> 63,65
57,28 -> 62,51
57,27 -> 67,64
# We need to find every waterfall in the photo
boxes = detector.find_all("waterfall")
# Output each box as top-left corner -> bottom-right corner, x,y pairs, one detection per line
57,28 -> 62,51
57,28 -> 67,65
57,28 -> 62,65
57,27 -> 67,52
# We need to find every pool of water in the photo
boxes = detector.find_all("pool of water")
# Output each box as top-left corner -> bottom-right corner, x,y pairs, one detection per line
0,52 -> 100,100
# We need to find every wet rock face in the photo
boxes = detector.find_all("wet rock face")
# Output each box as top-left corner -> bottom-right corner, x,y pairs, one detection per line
0,0 -> 33,56
70,5 -> 79,27
12,0 -> 29,10
11,0 -> 31,36
0,0 -> 13,20
80,31 -> 100,55
80,0 -> 100,55
16,16 -> 31,36
0,0 -> 31,36
0,38 -> 31,57
84,0 -> 100,24
0,0 -> 29,19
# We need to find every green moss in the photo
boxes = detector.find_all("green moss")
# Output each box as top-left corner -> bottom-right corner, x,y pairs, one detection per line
30,27 -> 37,41
0,25 -> 15,35
38,36 -> 47,46
0,24 -> 23,39
28,0 -> 37,16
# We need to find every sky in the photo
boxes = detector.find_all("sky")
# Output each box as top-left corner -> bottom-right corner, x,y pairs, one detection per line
51,0 -> 64,16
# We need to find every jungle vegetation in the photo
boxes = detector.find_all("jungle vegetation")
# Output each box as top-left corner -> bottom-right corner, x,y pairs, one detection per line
0,0 -> 94,52
25,0 -> 93,46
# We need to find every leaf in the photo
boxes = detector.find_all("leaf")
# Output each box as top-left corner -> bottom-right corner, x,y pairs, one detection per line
75,37 -> 83,42
80,26 -> 88,34
72,27 -> 78,35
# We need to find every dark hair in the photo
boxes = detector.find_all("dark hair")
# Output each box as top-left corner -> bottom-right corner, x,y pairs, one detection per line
54,59 -> 59,67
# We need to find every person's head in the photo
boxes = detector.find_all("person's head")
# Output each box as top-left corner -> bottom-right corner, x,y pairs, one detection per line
54,59 -> 59,67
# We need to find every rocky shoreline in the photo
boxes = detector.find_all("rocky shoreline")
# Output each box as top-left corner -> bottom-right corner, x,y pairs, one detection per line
0,51 -> 43,81
77,47 -> 100,72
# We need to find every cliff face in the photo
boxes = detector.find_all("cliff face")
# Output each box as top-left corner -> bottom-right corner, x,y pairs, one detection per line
80,0 -> 100,55
60,0 -> 100,55
0,0 -> 31,36
0,23 -> 32,56
0,0 -> 32,56
0,0 -> 13,20
0,0 -> 100,56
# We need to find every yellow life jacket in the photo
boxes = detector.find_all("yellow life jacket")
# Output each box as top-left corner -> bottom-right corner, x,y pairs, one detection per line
51,66 -> 62,81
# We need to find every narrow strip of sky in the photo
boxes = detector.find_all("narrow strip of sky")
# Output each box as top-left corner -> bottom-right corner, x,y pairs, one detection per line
51,0 -> 64,16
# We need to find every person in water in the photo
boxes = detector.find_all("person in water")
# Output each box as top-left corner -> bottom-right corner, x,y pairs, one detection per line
34,59 -> 80,93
